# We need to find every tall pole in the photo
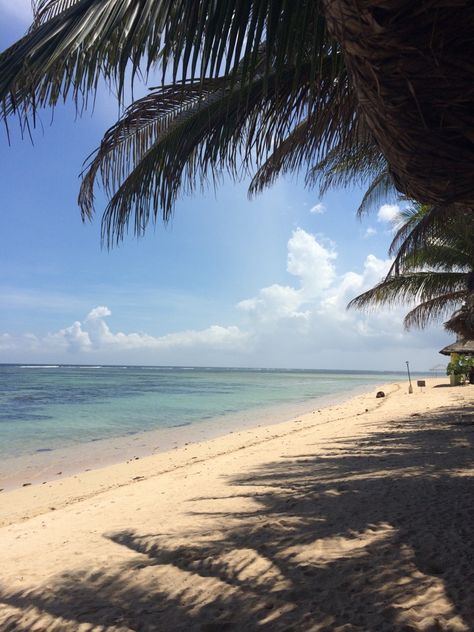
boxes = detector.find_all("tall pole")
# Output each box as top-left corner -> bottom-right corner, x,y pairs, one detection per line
406,360 -> 413,394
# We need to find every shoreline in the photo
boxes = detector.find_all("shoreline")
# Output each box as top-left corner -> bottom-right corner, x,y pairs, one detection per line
0,378 -> 401,492
0,379 -> 402,528
2,376 -> 474,631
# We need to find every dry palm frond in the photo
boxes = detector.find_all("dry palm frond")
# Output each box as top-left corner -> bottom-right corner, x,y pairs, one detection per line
323,0 -> 474,207
444,299 -> 474,338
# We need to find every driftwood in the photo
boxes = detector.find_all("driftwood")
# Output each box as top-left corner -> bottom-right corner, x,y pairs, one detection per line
323,0 -> 474,207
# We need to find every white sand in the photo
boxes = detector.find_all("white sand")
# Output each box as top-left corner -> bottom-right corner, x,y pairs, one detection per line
1,378 -> 473,631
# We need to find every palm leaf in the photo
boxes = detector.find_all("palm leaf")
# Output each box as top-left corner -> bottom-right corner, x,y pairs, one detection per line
0,0 -> 335,122
81,53 -> 354,244
356,169 -> 397,217
248,65 -> 357,196
397,244 -> 472,273
348,272 -> 467,311
95,67 -> 313,243
404,292 -> 466,330
79,78 -> 228,221
305,135 -> 385,196
31,0 -> 82,27
389,203 -> 458,262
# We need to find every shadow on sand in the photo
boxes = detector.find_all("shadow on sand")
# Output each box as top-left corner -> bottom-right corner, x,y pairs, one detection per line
1,404 -> 474,631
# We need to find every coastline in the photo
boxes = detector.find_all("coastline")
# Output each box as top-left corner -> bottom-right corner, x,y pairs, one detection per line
2,376 -> 473,631
0,378 -> 401,492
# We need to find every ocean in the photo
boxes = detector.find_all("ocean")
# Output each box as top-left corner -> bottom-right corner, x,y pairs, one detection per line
0,364 -> 408,460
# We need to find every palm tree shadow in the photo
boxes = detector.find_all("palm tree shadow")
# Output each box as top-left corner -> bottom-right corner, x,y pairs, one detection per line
1,405 -> 473,631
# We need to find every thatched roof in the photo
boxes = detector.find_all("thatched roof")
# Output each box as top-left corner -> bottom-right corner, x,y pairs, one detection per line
444,304 -> 474,339
439,339 -> 474,356
322,1 -> 474,207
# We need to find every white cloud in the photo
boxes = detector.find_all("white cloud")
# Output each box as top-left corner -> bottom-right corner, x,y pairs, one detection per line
309,202 -> 325,215
0,307 -> 248,361
86,306 -> 112,320
287,228 -> 336,296
237,228 -> 336,324
0,0 -> 33,22
0,228 -> 449,369
364,227 -> 377,238
377,204 -> 401,224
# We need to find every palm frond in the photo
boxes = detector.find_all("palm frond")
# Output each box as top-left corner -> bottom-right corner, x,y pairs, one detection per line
31,0 -> 82,27
389,203 -> 456,261
248,67 -> 357,196
79,78 -> 228,221
356,169 -> 397,217
81,52 -> 356,244
348,272 -> 467,312
398,244 -> 471,273
403,292 -> 466,329
247,120 -> 312,195
92,68 -> 311,243
0,0 -> 334,124
305,134 -> 385,196
388,203 -> 431,257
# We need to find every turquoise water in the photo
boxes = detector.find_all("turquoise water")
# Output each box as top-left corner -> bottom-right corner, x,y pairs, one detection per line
0,365 -> 406,458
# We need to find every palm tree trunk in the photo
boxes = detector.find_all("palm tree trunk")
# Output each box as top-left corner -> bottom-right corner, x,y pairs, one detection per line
322,0 -> 474,207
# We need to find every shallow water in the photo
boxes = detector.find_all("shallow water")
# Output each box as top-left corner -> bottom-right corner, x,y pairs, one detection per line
0,365 -> 408,459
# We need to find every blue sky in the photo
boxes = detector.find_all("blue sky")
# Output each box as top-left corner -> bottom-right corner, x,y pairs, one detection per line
0,3 -> 451,370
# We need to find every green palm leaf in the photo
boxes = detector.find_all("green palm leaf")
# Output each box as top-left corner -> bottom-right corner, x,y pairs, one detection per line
81,51 -> 355,243
349,201 -> 474,331
348,272 -> 467,313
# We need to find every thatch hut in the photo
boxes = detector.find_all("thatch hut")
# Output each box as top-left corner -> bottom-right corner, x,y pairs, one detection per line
439,339 -> 474,357
440,339 -> 474,384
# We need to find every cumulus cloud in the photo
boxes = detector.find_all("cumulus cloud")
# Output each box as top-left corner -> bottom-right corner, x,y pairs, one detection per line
0,306 -> 248,361
1,228 -> 448,368
237,228 -> 337,324
309,202 -> 326,214
233,228 -> 447,368
86,306 -> 112,320
237,229 -> 399,351
364,227 -> 377,238
377,204 -> 401,224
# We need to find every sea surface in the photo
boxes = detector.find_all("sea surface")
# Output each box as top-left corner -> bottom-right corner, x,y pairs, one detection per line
0,364 -> 410,460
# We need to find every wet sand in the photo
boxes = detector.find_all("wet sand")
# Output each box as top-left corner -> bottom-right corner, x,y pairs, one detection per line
1,377 -> 473,631
0,383 -> 381,492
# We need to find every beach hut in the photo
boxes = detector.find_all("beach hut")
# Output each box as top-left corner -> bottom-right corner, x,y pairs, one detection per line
440,339 -> 474,385
439,340 -> 474,357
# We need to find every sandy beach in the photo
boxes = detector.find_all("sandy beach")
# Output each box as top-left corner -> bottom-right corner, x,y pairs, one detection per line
1,377 -> 473,631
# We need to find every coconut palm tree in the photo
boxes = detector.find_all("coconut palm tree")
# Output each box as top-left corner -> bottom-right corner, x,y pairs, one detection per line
348,204 -> 474,332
